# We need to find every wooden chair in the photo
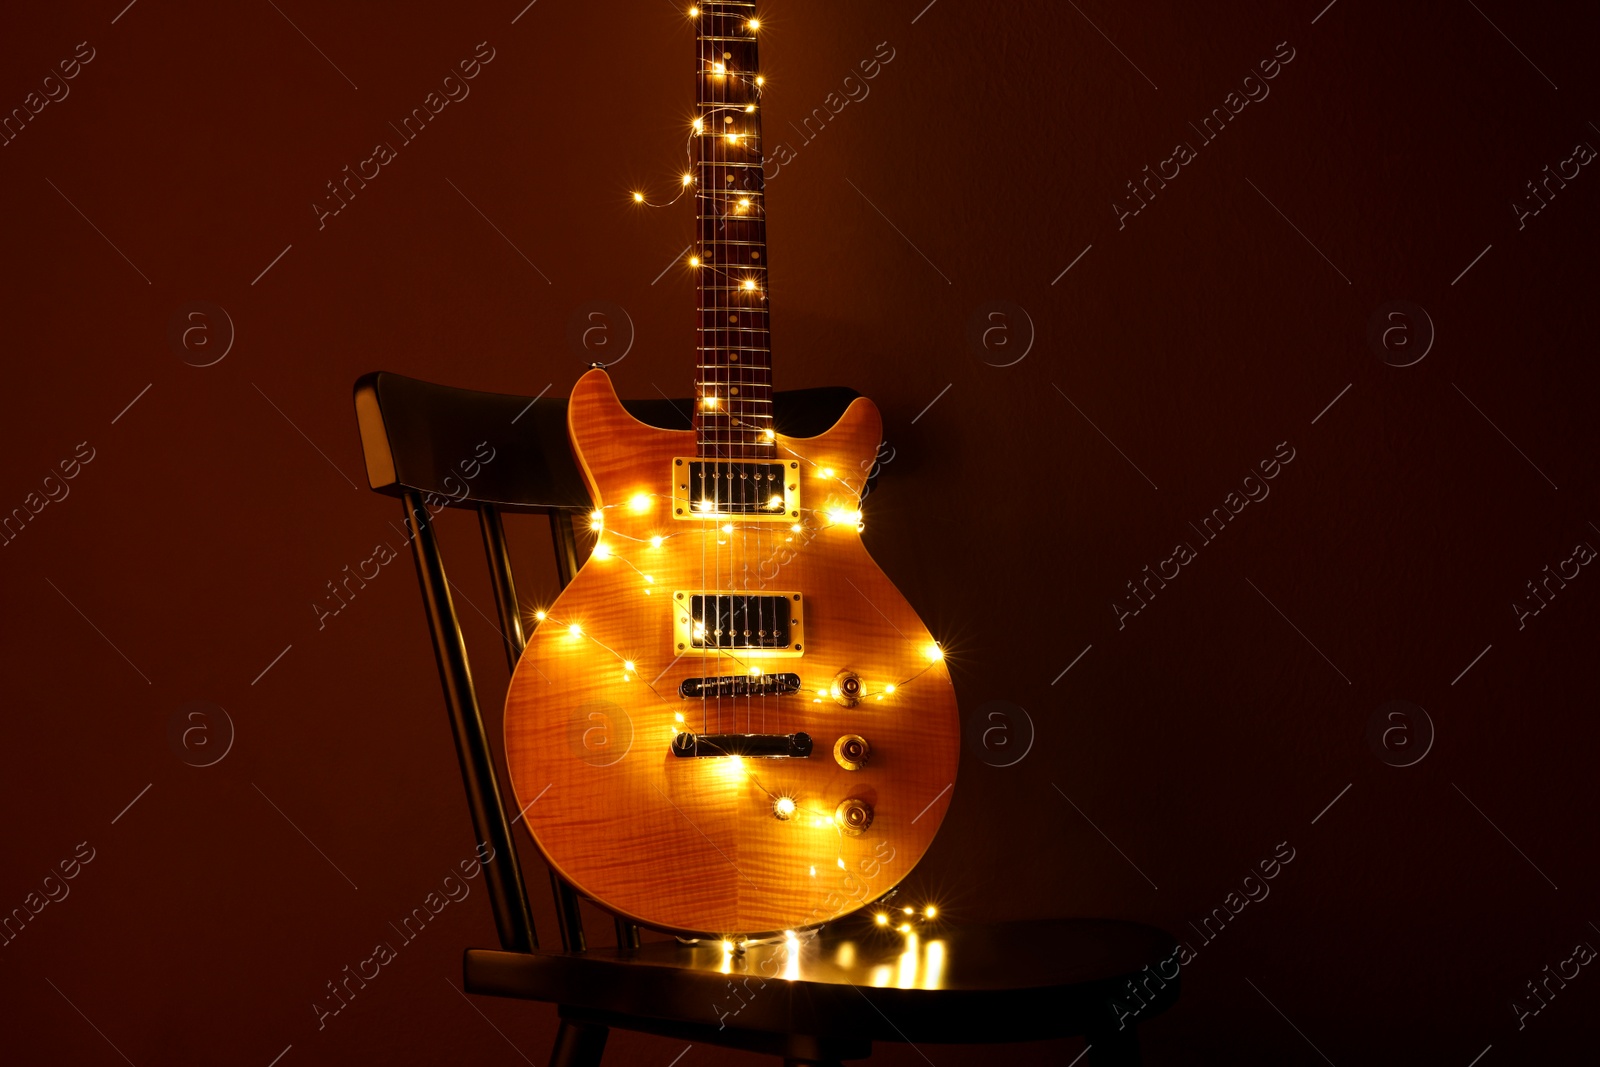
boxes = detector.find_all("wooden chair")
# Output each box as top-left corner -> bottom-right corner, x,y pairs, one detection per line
353,370 -> 1180,1066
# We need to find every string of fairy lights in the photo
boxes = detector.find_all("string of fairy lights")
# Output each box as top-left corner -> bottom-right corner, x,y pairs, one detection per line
524,5 -> 948,942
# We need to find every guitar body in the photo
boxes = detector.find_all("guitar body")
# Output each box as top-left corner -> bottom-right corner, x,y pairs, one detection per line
503,369 -> 959,936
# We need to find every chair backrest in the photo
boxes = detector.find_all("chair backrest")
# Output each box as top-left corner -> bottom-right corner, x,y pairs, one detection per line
352,371 -> 860,954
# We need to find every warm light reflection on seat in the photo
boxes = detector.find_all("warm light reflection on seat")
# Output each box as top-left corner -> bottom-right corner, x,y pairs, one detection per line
897,933 -> 919,987
922,939 -> 946,989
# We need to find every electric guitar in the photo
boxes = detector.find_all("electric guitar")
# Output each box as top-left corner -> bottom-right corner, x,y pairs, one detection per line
503,2 -> 959,937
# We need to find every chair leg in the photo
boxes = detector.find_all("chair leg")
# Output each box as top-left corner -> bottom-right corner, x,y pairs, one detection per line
549,1019 -> 608,1067
1084,1025 -> 1141,1066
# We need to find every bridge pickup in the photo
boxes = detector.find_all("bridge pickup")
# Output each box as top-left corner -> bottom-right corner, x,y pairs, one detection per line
670,732 -> 813,759
671,458 -> 799,521
679,673 -> 803,699
674,592 -> 803,656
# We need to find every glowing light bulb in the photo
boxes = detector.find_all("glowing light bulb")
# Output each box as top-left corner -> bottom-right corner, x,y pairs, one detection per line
674,712 -> 685,723
875,913 -> 890,927
885,684 -> 896,694
742,278 -> 757,290
902,907 -> 914,915
809,866 -> 817,877
764,428 -> 776,440
791,523 -> 803,534
837,857 -> 846,870
898,923 -> 912,934
693,118 -> 703,132
623,660 -> 636,672
643,574 -> 654,584
688,5 -> 698,15
767,495 -> 783,509
721,523 -> 734,534
784,929 -> 797,942
924,905 -> 938,919
592,542 -> 612,560
689,255 -> 701,268
815,688 -> 828,697
773,796 -> 795,819
745,104 -> 756,113
827,507 -> 863,525
819,468 -> 835,479
589,509 -> 604,530
568,624 -> 583,638
681,173 -> 693,186
924,642 -> 944,663
703,395 -> 719,409
726,133 -> 740,144
756,76 -> 765,86
534,610 -> 547,621
629,492 -> 652,513
650,535 -> 664,548
697,498 -> 714,512
749,666 -> 763,676
713,62 -> 726,75
721,939 -> 734,952
748,19 -> 760,30
632,191 -> 644,203
738,199 -> 752,210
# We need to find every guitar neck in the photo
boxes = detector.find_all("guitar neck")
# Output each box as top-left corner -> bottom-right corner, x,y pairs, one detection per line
693,2 -> 773,460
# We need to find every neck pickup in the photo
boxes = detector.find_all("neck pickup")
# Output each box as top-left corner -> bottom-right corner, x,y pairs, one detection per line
672,458 -> 798,520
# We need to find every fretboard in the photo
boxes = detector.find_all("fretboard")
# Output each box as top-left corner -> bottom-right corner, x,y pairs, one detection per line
694,2 -> 772,460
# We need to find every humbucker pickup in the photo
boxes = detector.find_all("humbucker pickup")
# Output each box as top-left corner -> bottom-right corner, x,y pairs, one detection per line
671,458 -> 799,520
673,592 -> 803,655
679,672 -> 803,699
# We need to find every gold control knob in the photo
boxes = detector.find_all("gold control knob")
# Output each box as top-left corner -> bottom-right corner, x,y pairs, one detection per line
831,669 -> 863,707
834,797 -> 874,836
833,734 -> 871,771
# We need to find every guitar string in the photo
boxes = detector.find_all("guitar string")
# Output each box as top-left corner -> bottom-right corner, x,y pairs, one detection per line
697,18 -> 710,744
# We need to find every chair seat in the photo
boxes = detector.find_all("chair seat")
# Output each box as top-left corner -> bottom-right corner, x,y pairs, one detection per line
465,917 -> 1177,1045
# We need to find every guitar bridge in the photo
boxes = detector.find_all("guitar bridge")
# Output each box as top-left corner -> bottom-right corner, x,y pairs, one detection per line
679,672 -> 803,698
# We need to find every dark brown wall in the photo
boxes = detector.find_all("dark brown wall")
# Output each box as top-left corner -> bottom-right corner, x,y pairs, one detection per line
3,1 -> 1596,1063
